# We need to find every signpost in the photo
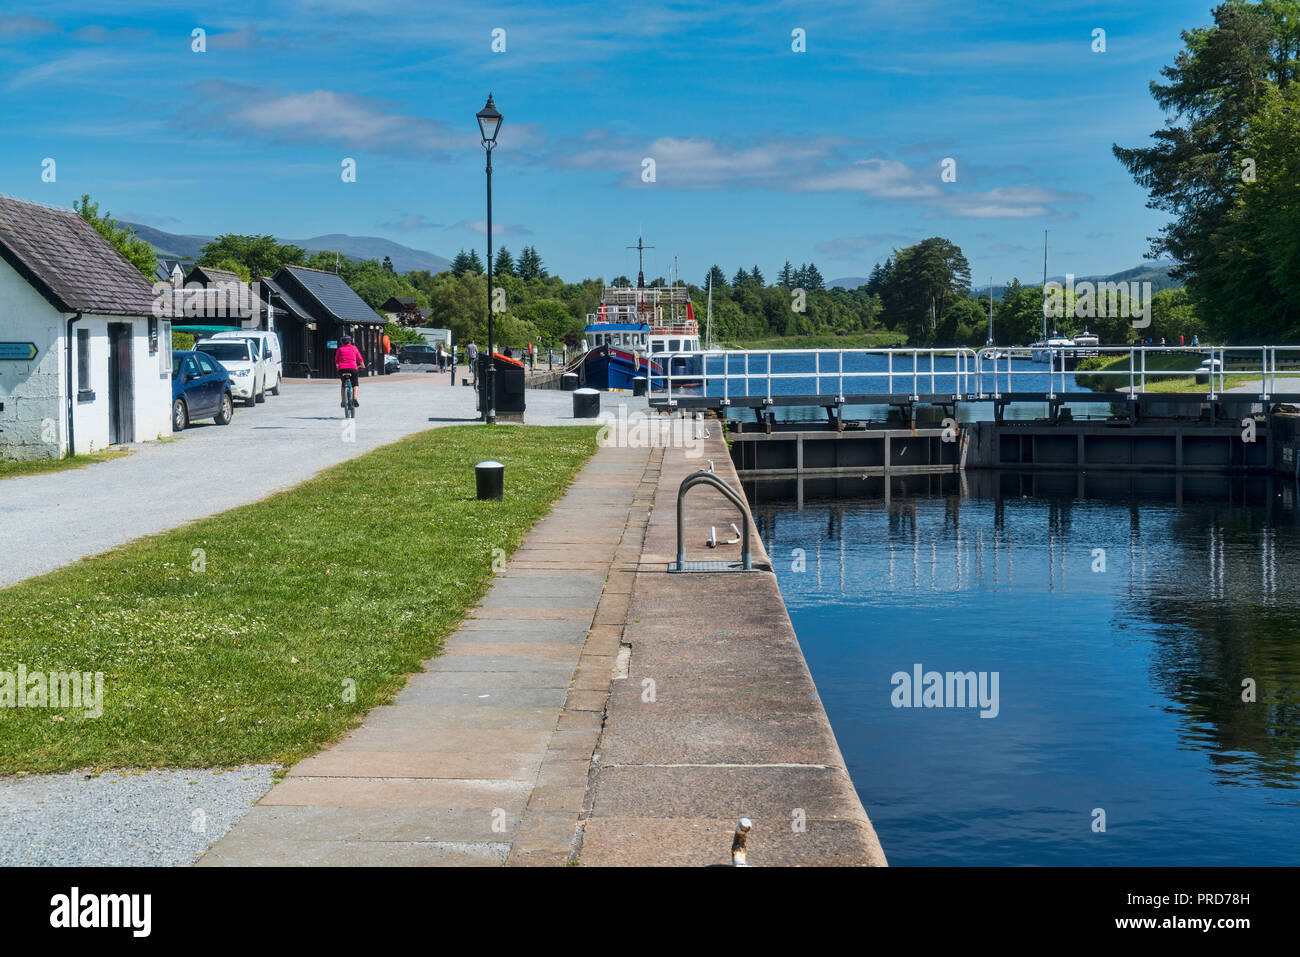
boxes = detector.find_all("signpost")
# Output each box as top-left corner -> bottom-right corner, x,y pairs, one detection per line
0,342 -> 37,361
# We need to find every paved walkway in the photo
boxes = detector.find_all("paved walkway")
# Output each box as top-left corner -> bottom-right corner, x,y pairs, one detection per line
0,376 -> 647,588
198,442 -> 656,866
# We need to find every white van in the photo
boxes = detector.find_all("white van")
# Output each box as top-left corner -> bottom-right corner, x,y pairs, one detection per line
196,338 -> 265,406
213,330 -> 283,395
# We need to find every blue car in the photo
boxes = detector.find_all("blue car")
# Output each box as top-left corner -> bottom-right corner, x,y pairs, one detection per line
171,350 -> 234,431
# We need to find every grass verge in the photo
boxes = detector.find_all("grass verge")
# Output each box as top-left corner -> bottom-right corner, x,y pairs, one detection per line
0,450 -> 129,481
1075,353 -> 1258,393
0,425 -> 598,773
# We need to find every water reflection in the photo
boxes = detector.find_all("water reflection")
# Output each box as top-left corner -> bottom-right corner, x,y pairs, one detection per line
750,471 -> 1300,864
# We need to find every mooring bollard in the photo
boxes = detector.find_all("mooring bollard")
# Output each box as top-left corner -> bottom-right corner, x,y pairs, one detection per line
475,460 -> 504,501
632,376 -> 647,397
731,818 -> 752,866
573,387 -> 600,418
561,372 -> 579,392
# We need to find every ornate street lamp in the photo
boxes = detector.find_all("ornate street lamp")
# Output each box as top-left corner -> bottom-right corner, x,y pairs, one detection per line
477,94 -> 502,423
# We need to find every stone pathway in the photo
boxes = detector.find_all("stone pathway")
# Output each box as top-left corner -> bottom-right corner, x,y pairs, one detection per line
198,442 -> 655,866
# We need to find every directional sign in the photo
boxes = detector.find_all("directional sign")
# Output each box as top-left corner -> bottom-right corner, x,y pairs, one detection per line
0,342 -> 37,361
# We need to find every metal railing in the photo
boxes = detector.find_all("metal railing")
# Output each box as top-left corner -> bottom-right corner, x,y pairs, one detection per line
669,470 -> 757,573
657,348 -> 978,405
973,345 -> 1300,401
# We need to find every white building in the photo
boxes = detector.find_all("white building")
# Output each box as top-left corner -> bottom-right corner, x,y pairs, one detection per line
0,194 -> 171,460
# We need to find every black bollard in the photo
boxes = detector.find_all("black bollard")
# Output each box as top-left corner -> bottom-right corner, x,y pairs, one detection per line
573,388 -> 600,418
561,372 -> 579,392
632,376 -> 647,397
475,460 -> 504,501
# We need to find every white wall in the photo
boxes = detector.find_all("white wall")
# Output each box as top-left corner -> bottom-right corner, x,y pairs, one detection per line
0,256 -> 65,459
0,256 -> 172,460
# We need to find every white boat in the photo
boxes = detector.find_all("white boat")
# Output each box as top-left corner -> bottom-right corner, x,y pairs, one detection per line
1031,336 -> 1075,363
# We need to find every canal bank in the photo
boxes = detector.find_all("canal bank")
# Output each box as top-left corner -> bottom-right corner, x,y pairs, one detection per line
578,431 -> 887,866
197,422 -> 884,866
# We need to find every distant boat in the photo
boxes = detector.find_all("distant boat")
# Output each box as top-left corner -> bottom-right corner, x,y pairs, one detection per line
578,234 -> 702,390
1030,335 -> 1076,363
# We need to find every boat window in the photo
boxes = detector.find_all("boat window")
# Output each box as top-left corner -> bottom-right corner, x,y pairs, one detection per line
669,339 -> 681,351
651,341 -> 665,353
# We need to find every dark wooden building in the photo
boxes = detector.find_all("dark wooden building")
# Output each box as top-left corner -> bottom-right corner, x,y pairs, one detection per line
259,266 -> 385,378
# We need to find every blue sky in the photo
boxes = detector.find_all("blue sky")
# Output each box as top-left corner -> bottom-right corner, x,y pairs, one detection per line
0,1 -> 1216,286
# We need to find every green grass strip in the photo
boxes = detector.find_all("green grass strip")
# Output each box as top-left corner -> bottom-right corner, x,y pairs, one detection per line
0,450 -> 129,481
0,425 -> 598,774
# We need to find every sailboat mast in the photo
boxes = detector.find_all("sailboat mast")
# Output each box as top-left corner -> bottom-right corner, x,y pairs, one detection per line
988,276 -> 994,346
706,273 -> 713,350
1041,229 -> 1049,341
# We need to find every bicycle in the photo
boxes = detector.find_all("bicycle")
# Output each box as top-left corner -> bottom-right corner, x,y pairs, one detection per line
342,373 -> 357,419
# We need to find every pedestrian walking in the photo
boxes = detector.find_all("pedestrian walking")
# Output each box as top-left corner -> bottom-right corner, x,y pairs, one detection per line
467,341 -> 479,385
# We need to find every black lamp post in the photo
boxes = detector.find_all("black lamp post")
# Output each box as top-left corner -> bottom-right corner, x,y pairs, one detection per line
476,93 -> 503,424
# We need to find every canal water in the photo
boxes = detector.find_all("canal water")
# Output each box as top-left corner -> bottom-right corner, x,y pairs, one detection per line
748,471 -> 1300,865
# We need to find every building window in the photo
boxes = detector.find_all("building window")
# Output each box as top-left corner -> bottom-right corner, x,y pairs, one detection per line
76,328 -> 94,401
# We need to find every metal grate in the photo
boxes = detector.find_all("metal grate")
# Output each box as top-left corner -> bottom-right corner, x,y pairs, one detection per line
668,560 -> 762,573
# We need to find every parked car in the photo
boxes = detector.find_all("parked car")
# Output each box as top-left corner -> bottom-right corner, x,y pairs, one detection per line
398,344 -> 438,364
213,330 -> 283,395
383,353 -> 401,374
196,338 -> 264,406
172,350 -> 234,430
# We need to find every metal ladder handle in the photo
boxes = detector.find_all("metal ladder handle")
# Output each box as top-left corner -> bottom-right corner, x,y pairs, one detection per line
675,470 -> 754,571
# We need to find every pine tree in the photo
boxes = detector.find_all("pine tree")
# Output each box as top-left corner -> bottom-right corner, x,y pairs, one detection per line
450,250 -> 473,276
732,267 -> 750,288
382,255 -> 394,272
750,265 -> 764,286
467,249 -> 485,274
793,264 -> 808,289
706,265 -> 729,289
493,247 -> 515,277
777,261 -> 794,288
803,262 -> 825,291
517,245 -> 544,281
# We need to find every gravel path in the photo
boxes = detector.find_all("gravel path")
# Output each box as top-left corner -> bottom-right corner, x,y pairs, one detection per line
0,375 -> 648,588
0,765 -> 278,866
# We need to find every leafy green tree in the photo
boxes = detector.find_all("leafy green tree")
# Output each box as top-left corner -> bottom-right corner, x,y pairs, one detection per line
198,234 -> 304,278
881,238 -> 971,342
73,194 -> 157,279
1114,0 -> 1300,339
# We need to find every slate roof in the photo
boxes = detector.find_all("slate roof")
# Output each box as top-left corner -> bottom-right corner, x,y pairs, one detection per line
187,265 -> 244,286
0,194 -> 157,316
279,265 -> 384,325
260,276 -> 313,321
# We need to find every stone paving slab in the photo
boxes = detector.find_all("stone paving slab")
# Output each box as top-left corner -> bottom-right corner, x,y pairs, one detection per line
577,431 -> 887,867
200,442 -> 654,867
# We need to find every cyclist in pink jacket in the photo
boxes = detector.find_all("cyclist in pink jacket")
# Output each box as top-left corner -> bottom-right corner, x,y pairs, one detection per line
336,335 -> 365,407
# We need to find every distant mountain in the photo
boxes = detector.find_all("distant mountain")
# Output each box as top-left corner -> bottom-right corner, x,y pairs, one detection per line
123,222 -> 451,274
827,276 -> 870,290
